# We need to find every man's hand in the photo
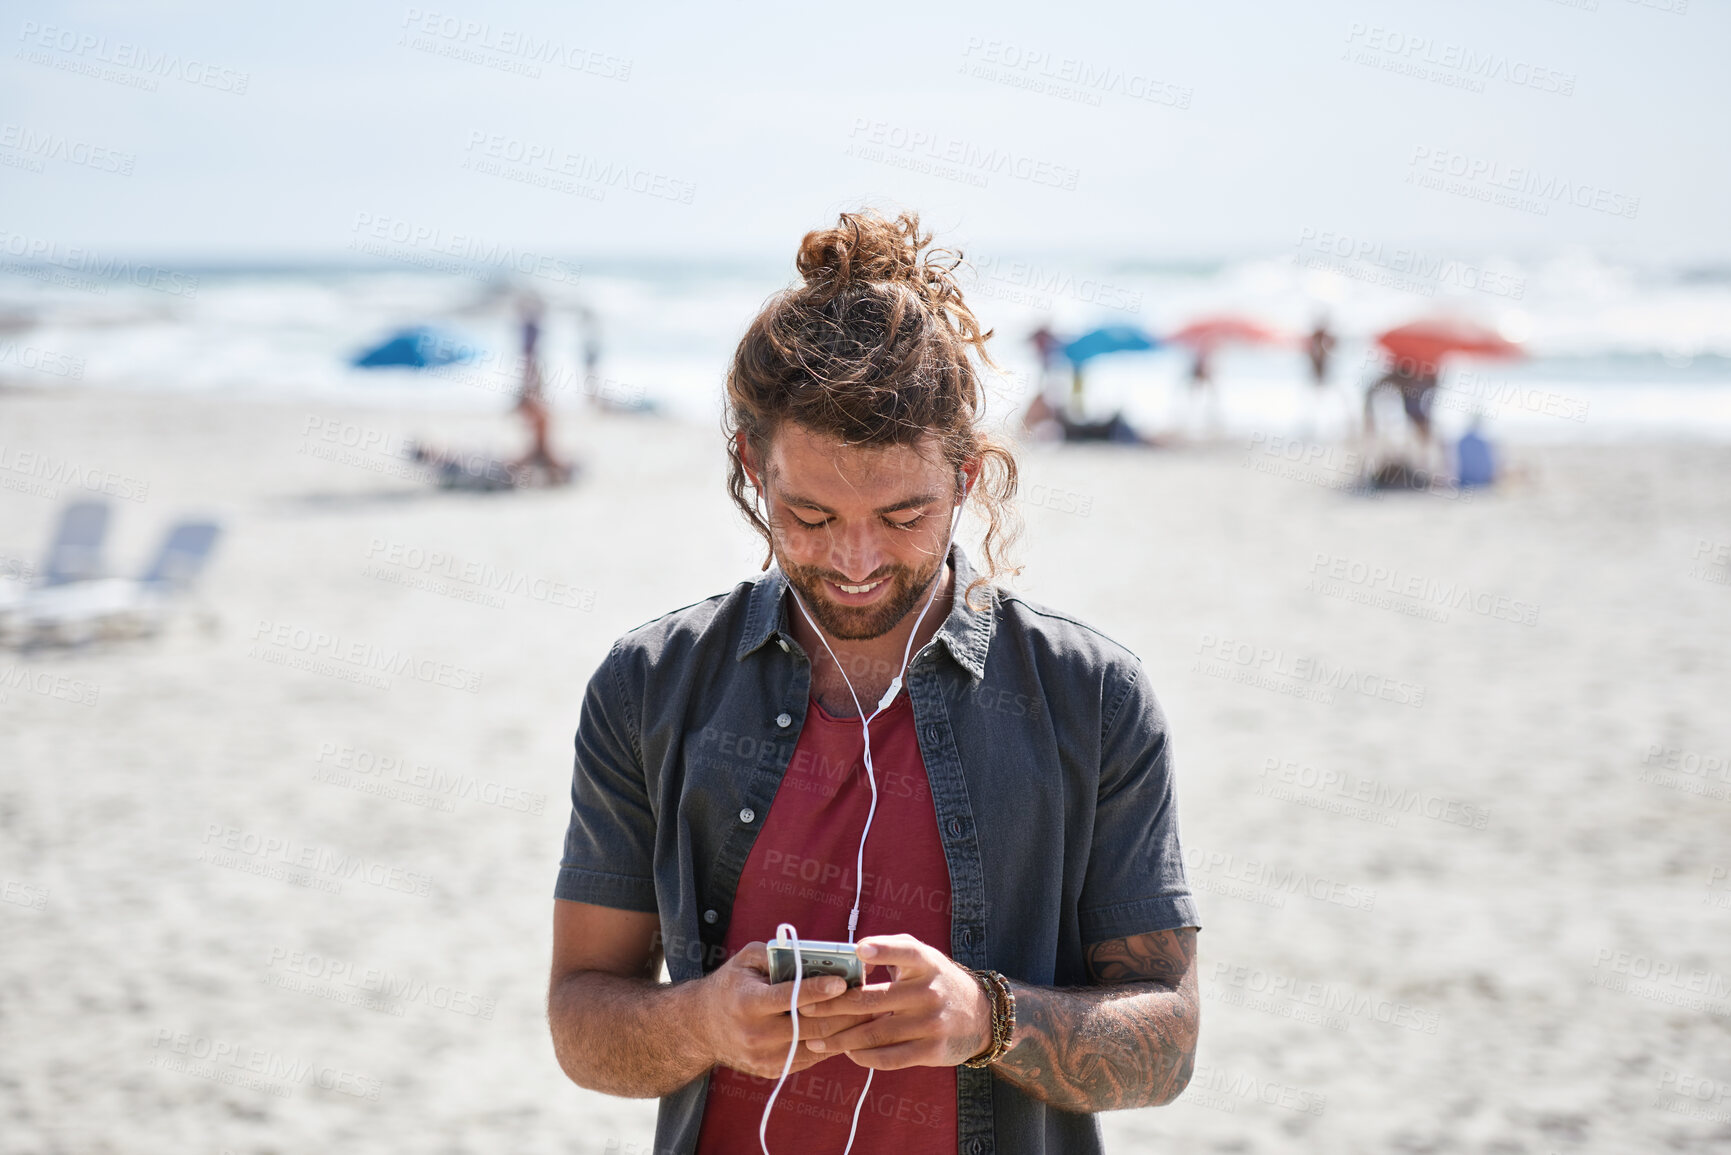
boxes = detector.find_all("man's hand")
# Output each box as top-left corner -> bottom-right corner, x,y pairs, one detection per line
799,934 -> 992,1069
697,942 -> 874,1078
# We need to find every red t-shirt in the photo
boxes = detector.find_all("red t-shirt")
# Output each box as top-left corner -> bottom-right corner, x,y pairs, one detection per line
695,691 -> 958,1154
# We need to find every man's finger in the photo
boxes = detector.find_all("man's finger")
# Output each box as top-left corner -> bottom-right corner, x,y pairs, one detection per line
794,1011 -> 874,1039
855,935 -> 933,973
803,980 -> 906,1017
841,1039 -> 930,1071
732,942 -> 769,973
748,974 -> 850,1013
807,1014 -> 920,1055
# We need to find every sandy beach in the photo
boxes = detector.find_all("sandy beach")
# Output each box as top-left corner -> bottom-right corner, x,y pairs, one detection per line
2,385 -> 1728,1154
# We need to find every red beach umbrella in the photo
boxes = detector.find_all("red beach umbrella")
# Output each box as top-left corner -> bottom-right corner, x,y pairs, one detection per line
1375,317 -> 1522,372
1166,315 -> 1287,350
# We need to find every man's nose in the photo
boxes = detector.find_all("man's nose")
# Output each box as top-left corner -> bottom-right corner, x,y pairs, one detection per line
826,522 -> 887,582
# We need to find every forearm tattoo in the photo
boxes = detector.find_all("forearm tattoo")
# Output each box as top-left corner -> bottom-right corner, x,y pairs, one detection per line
990,927 -> 1198,1112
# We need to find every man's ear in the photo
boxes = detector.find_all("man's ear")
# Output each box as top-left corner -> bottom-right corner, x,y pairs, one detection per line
958,455 -> 982,501
735,431 -> 762,491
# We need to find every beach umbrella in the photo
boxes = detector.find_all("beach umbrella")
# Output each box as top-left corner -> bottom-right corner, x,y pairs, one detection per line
1374,318 -> 1521,370
1061,325 -> 1158,365
1166,315 -> 1286,350
351,326 -> 481,370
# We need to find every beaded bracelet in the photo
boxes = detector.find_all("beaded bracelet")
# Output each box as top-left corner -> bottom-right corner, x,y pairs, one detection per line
961,969 -> 1016,1068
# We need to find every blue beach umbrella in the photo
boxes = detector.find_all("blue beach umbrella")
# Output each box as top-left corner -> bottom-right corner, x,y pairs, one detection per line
1061,325 -> 1159,365
351,326 -> 482,369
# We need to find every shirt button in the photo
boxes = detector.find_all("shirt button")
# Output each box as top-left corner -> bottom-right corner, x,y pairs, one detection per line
775,713 -> 793,728
948,817 -> 964,837
778,638 -> 790,653
702,909 -> 718,924
739,807 -> 756,824
925,725 -> 941,745
969,1141 -> 985,1155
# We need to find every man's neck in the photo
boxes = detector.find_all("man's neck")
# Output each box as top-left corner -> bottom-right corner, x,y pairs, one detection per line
788,560 -> 955,718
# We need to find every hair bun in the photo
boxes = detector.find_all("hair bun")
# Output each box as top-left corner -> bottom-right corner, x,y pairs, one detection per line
795,210 -> 954,304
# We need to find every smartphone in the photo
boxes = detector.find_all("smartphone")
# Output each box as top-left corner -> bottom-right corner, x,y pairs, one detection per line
766,940 -> 865,988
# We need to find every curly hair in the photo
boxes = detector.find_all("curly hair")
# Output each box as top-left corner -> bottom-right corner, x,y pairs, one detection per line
723,209 -> 1022,610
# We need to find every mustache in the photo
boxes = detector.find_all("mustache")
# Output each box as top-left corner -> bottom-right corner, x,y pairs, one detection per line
794,564 -> 905,586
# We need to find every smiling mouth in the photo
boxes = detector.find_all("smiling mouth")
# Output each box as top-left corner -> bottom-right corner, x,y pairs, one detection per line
833,578 -> 886,595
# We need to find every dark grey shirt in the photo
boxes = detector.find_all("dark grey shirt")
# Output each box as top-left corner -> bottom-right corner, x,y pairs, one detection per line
556,544 -> 1200,1155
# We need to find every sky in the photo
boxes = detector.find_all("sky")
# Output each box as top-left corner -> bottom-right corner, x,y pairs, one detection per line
3,0 -> 1726,266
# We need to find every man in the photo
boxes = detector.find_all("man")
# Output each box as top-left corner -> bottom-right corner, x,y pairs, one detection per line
548,210 -> 1200,1154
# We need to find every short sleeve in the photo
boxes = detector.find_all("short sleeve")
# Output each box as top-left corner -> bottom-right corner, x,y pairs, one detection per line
1076,663 -> 1201,943
554,642 -> 659,912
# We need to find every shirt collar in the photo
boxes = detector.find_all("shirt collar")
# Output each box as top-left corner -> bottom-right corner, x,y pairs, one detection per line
736,542 -> 994,682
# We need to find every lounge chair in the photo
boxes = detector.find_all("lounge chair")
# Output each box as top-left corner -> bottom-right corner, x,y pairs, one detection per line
6,519 -> 223,648
43,500 -> 112,585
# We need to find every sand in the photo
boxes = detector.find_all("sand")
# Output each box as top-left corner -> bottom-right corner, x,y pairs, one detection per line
1,386 -> 1728,1154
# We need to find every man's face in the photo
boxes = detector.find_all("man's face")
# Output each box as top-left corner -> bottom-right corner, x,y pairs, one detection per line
751,423 -> 966,642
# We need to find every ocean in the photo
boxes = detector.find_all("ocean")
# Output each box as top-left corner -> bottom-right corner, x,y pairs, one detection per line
3,249 -> 1729,444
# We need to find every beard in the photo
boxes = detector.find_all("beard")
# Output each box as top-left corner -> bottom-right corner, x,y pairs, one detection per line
779,548 -> 948,641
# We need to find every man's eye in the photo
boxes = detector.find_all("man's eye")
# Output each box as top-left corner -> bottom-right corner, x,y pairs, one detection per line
791,515 -> 830,530
886,515 -> 925,531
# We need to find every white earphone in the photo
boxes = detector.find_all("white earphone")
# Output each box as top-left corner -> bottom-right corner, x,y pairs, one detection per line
758,477 -> 968,1155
